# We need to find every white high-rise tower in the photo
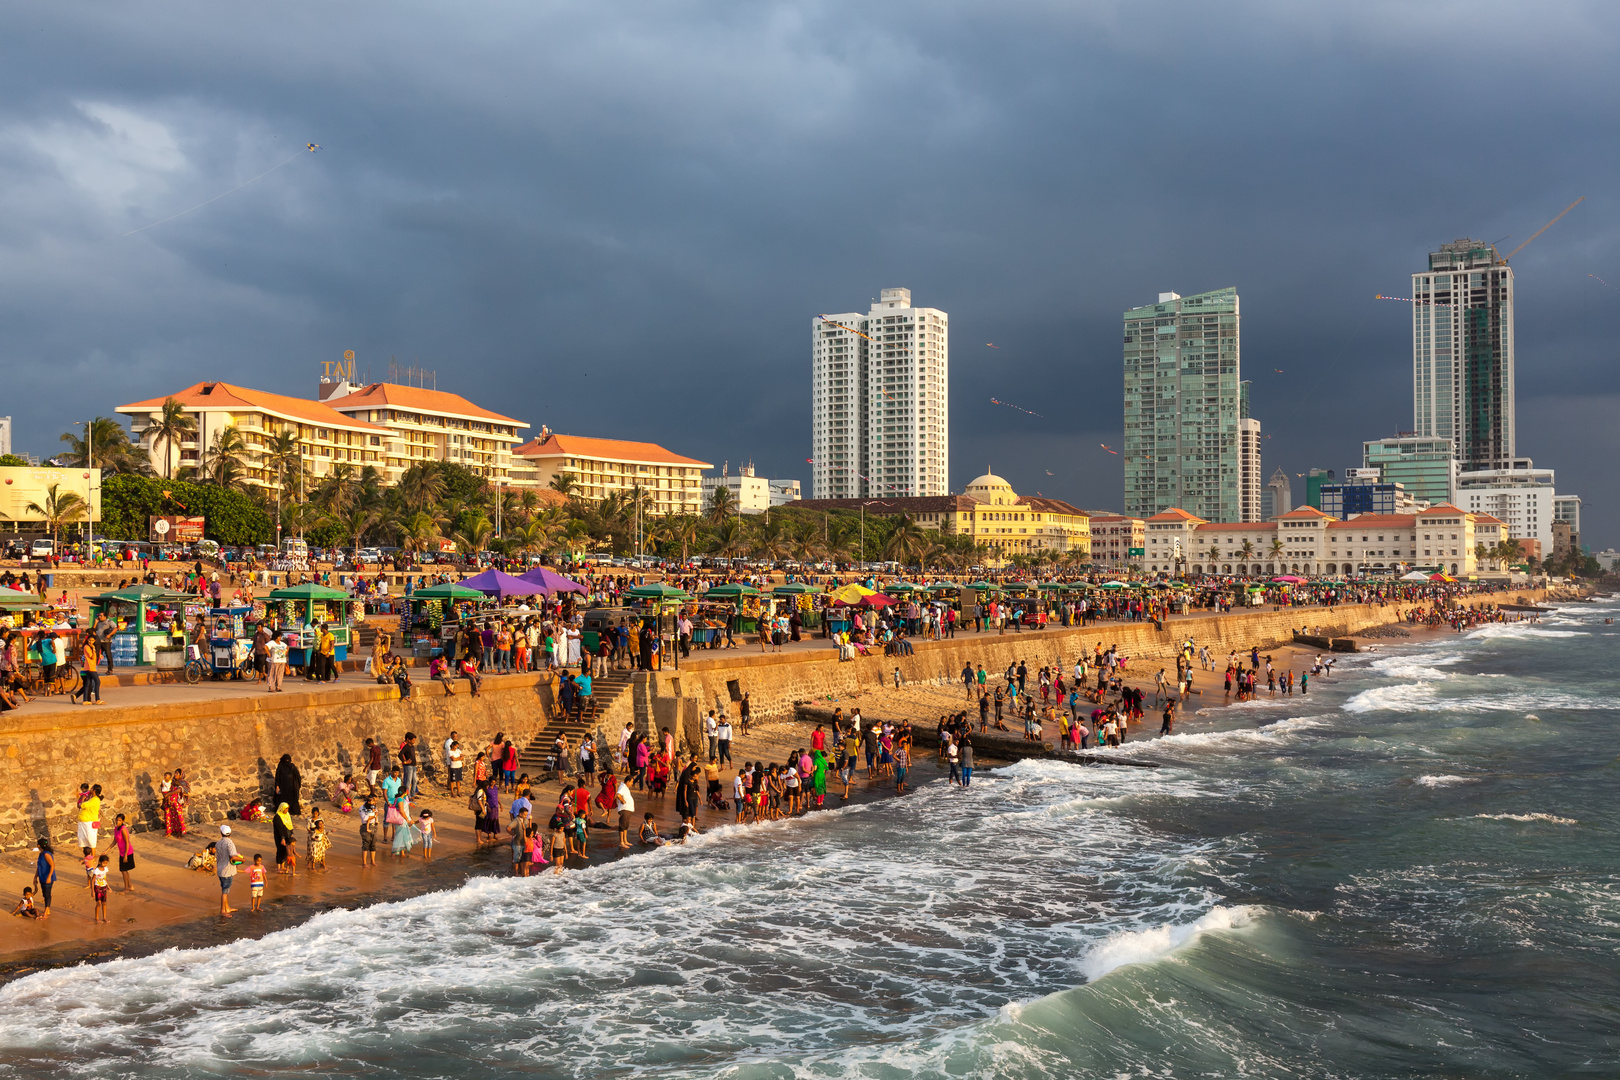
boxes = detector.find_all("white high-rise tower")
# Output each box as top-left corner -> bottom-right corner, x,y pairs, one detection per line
811,287 -> 949,498
1412,239 -> 1515,471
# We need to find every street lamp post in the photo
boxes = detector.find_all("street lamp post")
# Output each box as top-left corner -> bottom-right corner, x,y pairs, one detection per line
79,421 -> 94,556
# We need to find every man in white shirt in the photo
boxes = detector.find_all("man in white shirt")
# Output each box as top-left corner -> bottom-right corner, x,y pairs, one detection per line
704,712 -> 719,761
715,717 -> 733,766
615,778 -> 635,850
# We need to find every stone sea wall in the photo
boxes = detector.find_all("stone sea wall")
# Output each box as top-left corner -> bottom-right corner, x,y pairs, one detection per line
0,589 -> 1541,850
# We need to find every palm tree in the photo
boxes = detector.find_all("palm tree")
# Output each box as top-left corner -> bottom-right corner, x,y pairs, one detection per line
1267,538 -> 1283,569
1205,544 -> 1222,573
314,463 -> 358,519
25,484 -> 88,546
58,417 -> 144,474
548,471 -> 580,498
333,507 -> 382,559
145,398 -> 196,479
706,484 -> 736,526
399,462 -> 447,512
453,514 -> 496,556
507,520 -> 546,560
882,515 -> 927,566
712,518 -> 748,564
200,425 -> 252,489
756,517 -> 794,563
1238,540 -> 1255,565
399,511 -> 442,560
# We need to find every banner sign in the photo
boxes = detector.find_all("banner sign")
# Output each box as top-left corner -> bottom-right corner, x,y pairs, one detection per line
150,515 -> 206,543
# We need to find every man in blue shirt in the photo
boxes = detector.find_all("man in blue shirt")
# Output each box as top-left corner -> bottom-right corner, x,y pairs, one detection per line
577,672 -> 593,716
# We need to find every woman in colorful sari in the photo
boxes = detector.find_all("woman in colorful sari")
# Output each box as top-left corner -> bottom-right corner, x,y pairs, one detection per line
594,772 -> 618,824
647,748 -> 671,796
479,778 -> 502,842
160,771 -> 188,837
810,749 -> 829,808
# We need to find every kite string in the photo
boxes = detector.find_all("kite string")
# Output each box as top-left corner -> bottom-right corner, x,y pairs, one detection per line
123,147 -> 310,236
990,397 -> 1043,418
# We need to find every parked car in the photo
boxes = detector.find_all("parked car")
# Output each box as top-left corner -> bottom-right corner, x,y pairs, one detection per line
29,538 -> 55,559
357,547 -> 383,564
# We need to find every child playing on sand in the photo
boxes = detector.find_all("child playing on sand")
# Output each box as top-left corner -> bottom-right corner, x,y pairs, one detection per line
334,775 -> 356,813
248,854 -> 267,912
308,821 -> 331,869
418,809 -> 436,861
13,887 -> 39,918
86,854 -> 111,923
638,812 -> 664,846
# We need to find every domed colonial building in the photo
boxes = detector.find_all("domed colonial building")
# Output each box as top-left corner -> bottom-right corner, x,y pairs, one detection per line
797,471 -> 1090,563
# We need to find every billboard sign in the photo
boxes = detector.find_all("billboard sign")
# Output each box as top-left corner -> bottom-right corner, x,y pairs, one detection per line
0,467 -> 101,524
150,515 -> 206,543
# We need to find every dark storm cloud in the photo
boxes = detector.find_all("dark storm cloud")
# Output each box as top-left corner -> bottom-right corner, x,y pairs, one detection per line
2,0 -> 1616,542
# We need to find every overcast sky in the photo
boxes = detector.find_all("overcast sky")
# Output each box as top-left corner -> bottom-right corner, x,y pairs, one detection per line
3,1 -> 1616,545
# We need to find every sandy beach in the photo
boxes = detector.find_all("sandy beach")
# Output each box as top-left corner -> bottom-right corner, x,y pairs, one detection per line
0,614 -> 1454,981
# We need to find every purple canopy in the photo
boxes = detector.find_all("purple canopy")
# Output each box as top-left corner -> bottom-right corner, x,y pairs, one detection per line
458,567 -> 550,598
518,565 -> 588,595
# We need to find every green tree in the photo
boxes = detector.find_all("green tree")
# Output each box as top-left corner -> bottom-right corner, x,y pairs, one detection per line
25,483 -> 88,545
706,484 -> 736,526
58,417 -> 144,475
145,398 -> 196,480
198,425 -> 252,489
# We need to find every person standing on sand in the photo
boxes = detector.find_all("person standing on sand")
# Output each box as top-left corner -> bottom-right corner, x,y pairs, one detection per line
32,838 -> 57,920
716,715 -> 733,766
216,825 -> 242,917
961,663 -> 975,699
615,774 -> 636,850
106,813 -> 136,892
675,758 -> 700,834
274,754 -> 303,816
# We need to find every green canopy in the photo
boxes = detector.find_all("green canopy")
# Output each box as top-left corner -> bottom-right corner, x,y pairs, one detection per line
923,581 -> 957,591
965,580 -> 997,591
884,581 -> 923,593
268,583 -> 353,601
626,583 -> 691,602
771,582 -> 814,595
87,584 -> 194,605
705,583 -> 761,599
0,586 -> 45,610
1099,581 -> 1128,589
1037,582 -> 1067,591
408,582 -> 487,601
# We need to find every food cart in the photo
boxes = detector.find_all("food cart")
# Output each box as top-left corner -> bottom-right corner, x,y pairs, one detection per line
624,583 -> 690,670
86,584 -> 194,667
266,582 -> 354,670
407,581 -> 488,659
190,604 -> 258,682
771,581 -> 818,632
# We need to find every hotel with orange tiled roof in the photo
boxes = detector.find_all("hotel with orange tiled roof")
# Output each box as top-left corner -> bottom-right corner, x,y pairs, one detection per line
118,381 -> 387,488
320,380 -> 529,484
1136,503 -> 1498,577
514,432 -> 712,515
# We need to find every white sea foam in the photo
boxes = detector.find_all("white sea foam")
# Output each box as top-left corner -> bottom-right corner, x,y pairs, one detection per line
1144,715 -> 1325,751
0,761 -> 1233,1079
1078,904 -> 1257,982
1473,812 -> 1578,825
1344,684 -> 1598,715
1369,652 -> 1462,682
1467,623 -> 1581,640
1417,774 -> 1479,787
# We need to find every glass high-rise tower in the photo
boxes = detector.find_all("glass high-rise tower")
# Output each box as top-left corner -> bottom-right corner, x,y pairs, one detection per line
1123,287 -> 1242,522
1412,240 -> 1515,471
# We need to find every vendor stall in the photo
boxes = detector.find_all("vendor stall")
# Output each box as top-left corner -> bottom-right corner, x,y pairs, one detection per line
86,584 -> 194,666
624,583 -> 690,670
266,582 -> 354,669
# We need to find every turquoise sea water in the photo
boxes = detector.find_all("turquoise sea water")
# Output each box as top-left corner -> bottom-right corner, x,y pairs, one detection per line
0,601 -> 1615,1078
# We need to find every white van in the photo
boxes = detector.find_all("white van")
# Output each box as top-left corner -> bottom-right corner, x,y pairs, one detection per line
282,537 -> 309,561
29,538 -> 54,559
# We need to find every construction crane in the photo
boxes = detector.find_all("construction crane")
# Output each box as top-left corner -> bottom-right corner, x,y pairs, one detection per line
1495,196 -> 1585,264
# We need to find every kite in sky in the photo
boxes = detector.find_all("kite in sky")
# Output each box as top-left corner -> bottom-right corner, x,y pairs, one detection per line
1100,444 -> 1118,455
1376,293 -> 1453,308
1591,274 -> 1612,288
990,397 -> 1043,417
1273,368 -> 1284,374
124,142 -> 322,236
986,343 -> 1000,349
817,315 -> 874,342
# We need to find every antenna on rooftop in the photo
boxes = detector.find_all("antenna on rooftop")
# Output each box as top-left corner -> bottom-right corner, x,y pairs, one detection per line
387,357 -> 438,389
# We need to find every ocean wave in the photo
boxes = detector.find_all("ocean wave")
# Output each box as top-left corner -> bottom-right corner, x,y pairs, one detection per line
1369,653 -> 1463,682
1466,623 -> 1581,640
1143,716 -> 1326,751
1417,774 -> 1479,787
1078,904 -> 1258,982
1344,684 -> 1600,715
1473,812 -> 1578,825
